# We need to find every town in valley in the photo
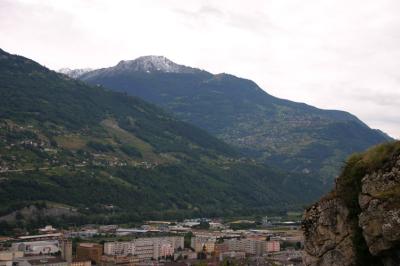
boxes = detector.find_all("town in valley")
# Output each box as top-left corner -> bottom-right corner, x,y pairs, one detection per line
0,216 -> 303,266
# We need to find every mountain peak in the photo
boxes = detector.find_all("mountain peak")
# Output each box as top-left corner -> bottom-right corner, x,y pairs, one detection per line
115,55 -> 200,74
58,67 -> 93,78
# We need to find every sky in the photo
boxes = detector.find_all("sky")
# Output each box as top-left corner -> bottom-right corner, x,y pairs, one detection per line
0,0 -> 399,138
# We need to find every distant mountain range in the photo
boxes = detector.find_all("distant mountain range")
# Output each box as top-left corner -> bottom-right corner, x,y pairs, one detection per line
63,56 -> 392,186
0,49 -> 325,230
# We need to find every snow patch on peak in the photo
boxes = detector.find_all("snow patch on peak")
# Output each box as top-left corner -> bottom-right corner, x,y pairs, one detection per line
58,68 -> 93,79
115,55 -> 200,74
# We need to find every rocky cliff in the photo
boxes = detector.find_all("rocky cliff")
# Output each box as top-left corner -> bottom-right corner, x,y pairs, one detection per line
303,141 -> 400,266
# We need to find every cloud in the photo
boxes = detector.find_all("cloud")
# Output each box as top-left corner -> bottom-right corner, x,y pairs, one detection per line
0,0 -> 399,138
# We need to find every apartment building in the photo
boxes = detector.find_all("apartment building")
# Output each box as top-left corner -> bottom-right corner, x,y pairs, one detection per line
266,241 -> 280,253
104,242 -> 135,256
132,239 -> 153,261
103,237 -> 183,261
60,239 -> 72,263
11,241 -> 60,255
214,243 -> 229,257
76,243 -> 103,265
190,236 -> 216,253
225,238 -> 265,256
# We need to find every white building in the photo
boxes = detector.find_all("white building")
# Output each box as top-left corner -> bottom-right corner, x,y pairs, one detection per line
103,236 -> 184,261
104,242 -> 135,256
66,230 -> 98,238
133,239 -> 153,261
38,226 -> 57,234
115,228 -> 147,236
225,238 -> 266,256
11,241 -> 60,255
191,236 -> 216,253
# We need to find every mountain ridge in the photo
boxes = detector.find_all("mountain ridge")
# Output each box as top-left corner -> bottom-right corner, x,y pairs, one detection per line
74,56 -> 205,82
0,48 -> 323,232
115,55 -> 202,73
58,67 -> 93,78
66,56 -> 392,185
57,56 -> 389,131
64,56 -> 388,131
58,57 -> 392,136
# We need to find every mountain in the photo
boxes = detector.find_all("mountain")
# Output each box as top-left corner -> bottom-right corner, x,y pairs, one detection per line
58,67 -> 92,79
303,141 -> 400,266
72,56 -> 392,186
108,56 -> 202,74
0,49 -> 323,233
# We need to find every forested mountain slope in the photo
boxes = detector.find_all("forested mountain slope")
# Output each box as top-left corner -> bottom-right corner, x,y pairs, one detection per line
0,49 -> 322,231
77,56 -> 392,186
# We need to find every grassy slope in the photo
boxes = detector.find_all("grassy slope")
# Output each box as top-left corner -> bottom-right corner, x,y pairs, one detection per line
0,49 -> 324,230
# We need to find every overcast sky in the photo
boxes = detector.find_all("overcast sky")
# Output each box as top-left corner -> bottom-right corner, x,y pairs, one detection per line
1,0 -> 399,138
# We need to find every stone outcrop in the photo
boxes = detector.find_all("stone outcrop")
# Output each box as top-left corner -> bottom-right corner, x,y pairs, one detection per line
303,144 -> 400,266
358,156 -> 400,265
303,196 -> 356,266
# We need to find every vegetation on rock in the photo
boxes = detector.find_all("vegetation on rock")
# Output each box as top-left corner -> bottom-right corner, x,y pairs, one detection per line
303,141 -> 400,266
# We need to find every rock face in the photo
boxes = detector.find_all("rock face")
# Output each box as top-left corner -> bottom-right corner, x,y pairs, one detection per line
358,155 -> 400,265
303,143 -> 400,266
303,197 -> 356,266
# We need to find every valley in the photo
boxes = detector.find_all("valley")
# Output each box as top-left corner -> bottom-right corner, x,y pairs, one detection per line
0,49 -> 323,234
1,1 -> 399,265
